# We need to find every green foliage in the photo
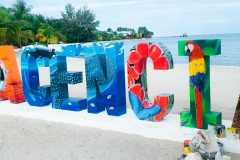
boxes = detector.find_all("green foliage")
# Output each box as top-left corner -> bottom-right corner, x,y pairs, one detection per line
1,21 -> 34,47
0,0 -> 154,47
0,28 -> 7,44
0,7 -> 12,23
11,0 -> 32,20
61,4 -> 99,42
117,27 -> 135,33
137,26 -> 154,38
36,24 -> 56,44
95,31 -> 124,41
26,14 -> 46,34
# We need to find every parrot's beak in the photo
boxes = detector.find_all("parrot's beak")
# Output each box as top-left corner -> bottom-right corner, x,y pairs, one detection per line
186,48 -> 191,55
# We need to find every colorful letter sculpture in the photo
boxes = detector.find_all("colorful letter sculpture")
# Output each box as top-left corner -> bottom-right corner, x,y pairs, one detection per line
85,43 -> 126,116
232,95 -> 240,129
21,42 -> 126,115
21,46 -> 54,106
52,42 -> 126,115
127,42 -> 174,121
50,54 -> 86,111
178,39 -> 222,129
0,45 -> 25,103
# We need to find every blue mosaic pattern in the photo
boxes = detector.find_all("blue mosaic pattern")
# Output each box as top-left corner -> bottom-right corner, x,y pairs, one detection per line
21,45 -> 54,106
54,42 -> 126,115
21,42 -> 126,115
50,55 -> 85,110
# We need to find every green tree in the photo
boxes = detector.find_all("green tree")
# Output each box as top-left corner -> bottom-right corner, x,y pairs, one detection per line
117,27 -> 135,33
0,6 -> 12,44
1,21 -> 33,47
137,26 -> 154,38
0,6 -> 12,23
11,0 -> 32,20
26,14 -> 46,34
36,24 -> 56,44
46,18 -> 64,34
20,29 -> 34,45
0,28 -> 7,44
0,0 -> 35,46
61,4 -> 99,42
107,28 -> 113,32
1,1 -> 153,46
36,23 -> 65,44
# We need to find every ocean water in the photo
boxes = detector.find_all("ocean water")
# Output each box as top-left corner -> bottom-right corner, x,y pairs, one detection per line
123,33 -> 240,66
17,33 -> 240,66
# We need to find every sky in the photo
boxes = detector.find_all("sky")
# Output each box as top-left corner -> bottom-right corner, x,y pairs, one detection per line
1,0 -> 240,36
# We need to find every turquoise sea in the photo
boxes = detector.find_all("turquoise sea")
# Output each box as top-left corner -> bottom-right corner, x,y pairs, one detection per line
17,33 -> 240,66
123,33 -> 240,66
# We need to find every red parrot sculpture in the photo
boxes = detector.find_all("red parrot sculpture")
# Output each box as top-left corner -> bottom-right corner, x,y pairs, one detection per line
186,42 -> 206,128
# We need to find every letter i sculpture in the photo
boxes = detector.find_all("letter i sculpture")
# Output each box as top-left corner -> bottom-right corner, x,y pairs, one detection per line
178,40 -> 222,129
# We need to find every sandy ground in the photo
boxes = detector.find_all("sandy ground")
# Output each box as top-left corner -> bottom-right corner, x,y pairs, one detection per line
146,64 -> 240,120
0,114 -> 239,160
54,62 -> 240,120
0,115 -> 182,160
0,59 -> 238,160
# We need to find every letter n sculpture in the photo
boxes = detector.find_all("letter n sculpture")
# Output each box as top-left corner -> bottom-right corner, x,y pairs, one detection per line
179,39 -> 222,129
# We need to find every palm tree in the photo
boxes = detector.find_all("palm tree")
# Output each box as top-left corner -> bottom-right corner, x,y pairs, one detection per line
0,21 -> 19,46
0,28 -> 7,44
11,0 -> 31,20
1,21 -> 33,47
61,4 -> 99,42
21,29 -> 34,46
36,24 -> 63,44
0,7 -> 12,23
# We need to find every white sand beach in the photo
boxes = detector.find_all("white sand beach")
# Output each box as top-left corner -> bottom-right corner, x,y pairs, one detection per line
16,47 -> 240,121
0,61 -> 239,160
146,64 -> 240,120
0,0 -> 239,159
61,61 -> 240,120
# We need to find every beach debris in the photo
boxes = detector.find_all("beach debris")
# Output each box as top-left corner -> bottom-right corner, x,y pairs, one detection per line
226,127 -> 240,140
190,130 -> 220,157
183,140 -> 192,155
179,130 -> 229,160
222,155 -> 231,160
184,153 -> 203,160
215,125 -> 226,138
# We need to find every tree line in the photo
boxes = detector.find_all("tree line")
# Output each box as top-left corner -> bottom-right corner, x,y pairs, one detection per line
0,0 -> 154,47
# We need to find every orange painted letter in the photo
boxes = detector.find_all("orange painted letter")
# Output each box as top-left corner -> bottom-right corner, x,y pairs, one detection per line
0,46 -> 25,103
